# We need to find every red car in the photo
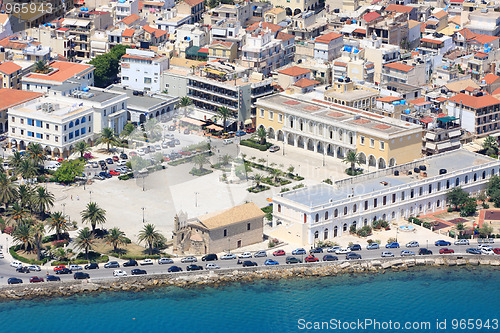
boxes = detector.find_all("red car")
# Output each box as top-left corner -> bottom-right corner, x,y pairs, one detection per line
273,249 -> 286,256
57,158 -> 64,163
29,276 -> 44,283
305,255 -> 319,262
245,128 -> 256,133
109,169 -> 120,176
493,248 -> 500,254
439,248 -> 454,254
129,151 -> 137,157
53,265 -> 66,272
179,151 -> 191,156
112,155 -> 119,162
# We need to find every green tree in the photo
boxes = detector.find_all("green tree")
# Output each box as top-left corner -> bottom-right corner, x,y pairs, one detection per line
27,143 -> 45,168
30,221 -> 45,261
47,211 -> 69,240
81,202 -> 106,233
138,224 -> 165,255
343,150 -> 361,173
460,197 -> 477,217
96,127 -> 119,153
482,136 -> 499,156
12,220 -> 33,251
486,175 -> 500,207
121,123 -> 135,137
7,202 -> 28,223
32,186 -> 55,216
456,222 -> 465,236
256,127 -> 267,145
106,227 -> 126,253
8,151 -> 23,170
129,156 -> 151,171
479,223 -> 493,237
271,168 -> 282,183
34,60 -> 50,74
447,187 -> 469,210
253,173 -> 263,188
74,141 -> 90,158
75,227 -> 95,260
221,154 -> 232,166
53,159 -> 85,183
17,184 -> 34,208
178,96 -> 192,108
216,106 -> 232,133
287,165 -> 295,174
0,173 -> 18,208
89,44 -> 128,87
193,154 -> 208,170
16,159 -> 38,180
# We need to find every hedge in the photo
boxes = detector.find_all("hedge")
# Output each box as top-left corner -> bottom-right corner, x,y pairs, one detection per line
9,247 -> 49,265
240,139 -> 272,151
118,172 -> 135,180
120,254 -> 163,260
50,255 -> 109,266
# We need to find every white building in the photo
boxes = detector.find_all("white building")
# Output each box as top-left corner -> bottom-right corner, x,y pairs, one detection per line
120,49 -> 169,92
241,27 -> 284,76
175,23 -> 208,47
313,31 -> 343,62
0,14 -> 13,41
115,0 -> 140,22
272,150 -> 500,245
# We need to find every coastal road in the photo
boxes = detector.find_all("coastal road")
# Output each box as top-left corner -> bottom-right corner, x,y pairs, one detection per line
0,243 -> 496,285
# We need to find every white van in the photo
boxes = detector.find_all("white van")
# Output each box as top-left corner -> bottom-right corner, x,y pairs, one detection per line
223,139 -> 233,145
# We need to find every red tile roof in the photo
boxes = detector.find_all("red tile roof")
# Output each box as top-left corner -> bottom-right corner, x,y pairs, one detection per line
362,12 -> 381,23
448,93 -> 500,109
475,51 -> 488,58
420,117 -> 434,123
353,28 -> 366,34
421,38 -> 443,44
24,61 -> 93,83
122,29 -> 135,38
183,0 -> 204,6
0,37 -> 28,50
143,25 -> 167,38
0,61 -> 21,75
456,28 -> 476,41
481,73 -> 500,85
492,88 -> 500,96
56,27 -> 69,32
278,66 -> 310,77
293,78 -> 320,88
385,4 -> 414,13
436,97 -> 447,102
377,96 -> 402,103
246,22 -> 282,33
408,97 -> 426,105
119,14 -> 140,26
315,32 -> 343,43
276,31 -> 294,41
472,34 -> 499,45
0,89 -> 44,112
432,10 -> 447,19
383,62 -> 414,72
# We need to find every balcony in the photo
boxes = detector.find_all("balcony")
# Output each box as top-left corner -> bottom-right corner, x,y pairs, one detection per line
188,84 -> 238,100
188,93 -> 238,111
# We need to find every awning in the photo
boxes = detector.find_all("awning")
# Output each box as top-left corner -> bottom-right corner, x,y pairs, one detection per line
425,142 -> 437,150
206,124 -> 223,131
437,116 -> 457,123
180,117 -> 205,127
421,117 -> 434,124
244,119 -> 253,125
204,68 -> 225,76
340,25 -> 357,34
186,46 -> 201,57
437,142 -> 452,150
425,132 -> 436,140
448,129 -> 461,138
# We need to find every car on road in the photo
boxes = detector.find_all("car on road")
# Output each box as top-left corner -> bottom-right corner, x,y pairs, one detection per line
481,248 -> 495,255
30,276 -> 44,283
309,248 -> 323,254
242,261 -> 258,267
349,244 -> 361,251
292,248 -> 307,255
477,244 -> 493,250
74,272 -> 90,280
235,130 -> 246,137
123,260 -> 138,267
254,250 -> 267,258
46,275 -> 60,282
69,265 -> 83,271
168,266 -> 182,273
131,269 -> 147,275
322,255 -> 338,261
346,253 -> 362,260
56,268 -> 72,275
466,248 -> 481,254
85,263 -> 99,270
386,242 -> 400,248
181,256 -> 198,263
201,254 -> 218,261
435,240 -> 451,246
238,252 -> 253,258
117,161 -> 127,166
16,266 -> 30,273
335,248 -> 351,254
187,265 -> 203,271
381,251 -> 394,257
493,248 -> 500,254
418,248 -> 433,255
10,261 -> 23,268
406,241 -> 419,248
439,248 -> 454,254
273,249 -> 286,256
367,243 -> 379,250
139,259 -> 154,266
305,255 -> 319,262
401,250 -> 415,257
221,253 -> 237,260
268,145 -> 280,153
27,265 -> 41,271
8,277 -> 23,284
454,239 -> 469,245
205,263 -> 220,270
104,261 -> 120,268
113,270 -> 127,277
285,257 -> 302,264
158,258 -> 174,265
223,139 -> 233,145
53,265 -> 66,271
265,259 -> 279,265
327,246 -> 341,253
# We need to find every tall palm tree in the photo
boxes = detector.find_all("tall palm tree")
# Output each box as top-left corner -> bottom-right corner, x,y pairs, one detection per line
17,184 -> 34,209
32,186 -> 54,216
96,127 -> 119,153
47,211 -> 69,240
483,135 -> 499,156
271,169 -> 282,183
106,227 -> 126,253
74,141 -> 90,158
81,202 -> 106,233
0,173 -> 18,209
27,143 -> 45,167
216,106 -> 232,133
7,202 -> 28,223
138,224 -> 164,255
256,127 -> 267,145
75,227 -> 94,260
193,154 -> 208,170
16,159 -> 38,180
253,173 -> 263,188
12,220 -> 34,251
190,64 -> 197,75
34,60 -> 50,74
30,222 -> 45,261
343,150 -> 361,173
8,151 -> 23,170
221,154 -> 232,166
178,96 -> 192,108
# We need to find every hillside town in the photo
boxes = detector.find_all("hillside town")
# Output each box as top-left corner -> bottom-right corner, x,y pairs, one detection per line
0,0 -> 500,282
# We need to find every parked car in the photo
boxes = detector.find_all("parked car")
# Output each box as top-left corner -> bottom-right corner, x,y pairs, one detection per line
186,264 -> 203,271
238,252 -> 253,259
104,261 -> 120,268
109,169 -> 120,176
55,268 -> 72,275
16,266 -> 30,273
305,255 -> 319,262
106,158 -> 114,164
386,242 -> 400,248
120,153 -> 128,159
184,129 -> 190,134
242,261 -> 258,267
322,255 -> 338,261
264,259 -> 279,265
349,244 -> 361,251
168,266 -> 182,273
493,248 -> 500,254
309,248 -> 323,254
158,257 -> 174,265
292,248 -> 306,255
139,259 -> 154,266
466,248 -> 481,254
223,139 -> 233,145
205,263 -> 220,270
221,253 -> 237,260
84,263 -> 99,270
245,128 -> 256,133
53,265 -> 66,271
327,246 -> 340,253
273,250 -> 286,256
285,257 -> 302,264
201,254 -> 218,261
439,248 -> 454,254
478,244 -> 493,250
29,276 -> 44,283
254,250 -> 267,258
335,248 -> 351,254
181,256 -> 197,263
381,251 -> 394,257
367,243 -> 379,250
123,260 -> 138,267
113,270 -> 127,277
69,264 -> 83,271
74,272 -> 90,280
268,145 -> 280,153
10,261 -> 23,268
401,250 -> 415,256
7,277 -> 23,284
235,130 -> 246,137
131,269 -> 147,275
435,240 -> 451,246
481,248 -> 495,255
418,248 -> 433,255
454,239 -> 469,245
346,253 -> 362,260
46,275 -> 60,282
27,265 -> 41,271
406,241 -> 419,248
112,155 -> 119,162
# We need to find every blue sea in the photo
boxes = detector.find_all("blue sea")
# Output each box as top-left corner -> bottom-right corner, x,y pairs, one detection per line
0,267 -> 499,333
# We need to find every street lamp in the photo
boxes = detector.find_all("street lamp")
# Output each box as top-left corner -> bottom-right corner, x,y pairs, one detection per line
282,141 -> 285,156
195,192 -> 199,207
61,203 -> 66,216
142,207 -> 146,223
89,190 -> 93,202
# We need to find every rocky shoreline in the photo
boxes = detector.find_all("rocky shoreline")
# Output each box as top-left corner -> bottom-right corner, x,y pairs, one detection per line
1,255 -> 499,301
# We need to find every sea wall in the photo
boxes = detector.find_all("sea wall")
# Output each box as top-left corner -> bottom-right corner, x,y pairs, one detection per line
1,255 -> 499,300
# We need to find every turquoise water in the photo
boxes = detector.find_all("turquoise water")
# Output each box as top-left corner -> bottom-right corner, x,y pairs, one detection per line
0,267 -> 499,333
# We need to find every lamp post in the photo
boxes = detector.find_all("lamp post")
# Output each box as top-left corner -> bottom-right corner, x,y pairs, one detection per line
142,207 -> 145,224
61,203 -> 66,217
322,150 -> 326,167
195,192 -> 199,207
89,190 -> 93,202
282,141 -> 285,156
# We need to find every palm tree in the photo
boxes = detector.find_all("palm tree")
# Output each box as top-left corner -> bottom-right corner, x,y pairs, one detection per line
256,127 -> 267,145
254,173 -> 263,188
34,60 -> 50,74
138,224 -> 164,255
216,106 -> 232,133
7,202 -> 28,223
106,227 -> 126,253
16,159 -> 38,180
32,186 -> 54,216
190,64 -> 197,75
47,211 -> 69,240
12,220 -> 34,251
178,96 -> 192,108
0,173 -> 17,209
483,136 -> 499,156
27,143 -> 45,167
8,151 -> 23,170
30,222 -> 45,261
75,227 -> 94,260
271,169 -> 282,183
193,154 -> 208,170
74,141 -> 90,158
221,154 -> 232,166
343,150 -> 361,173
17,184 -> 34,209
96,128 -> 119,153
287,165 -> 295,174
81,202 -> 106,233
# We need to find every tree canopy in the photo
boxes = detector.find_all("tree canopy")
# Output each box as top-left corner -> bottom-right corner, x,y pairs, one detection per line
53,160 -> 84,183
89,44 -> 128,88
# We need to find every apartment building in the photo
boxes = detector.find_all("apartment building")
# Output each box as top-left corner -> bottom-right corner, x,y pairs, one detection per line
0,61 -> 22,89
0,35 -> 51,63
365,13 -> 408,46
241,27 -> 284,76
208,41 -> 237,62
203,3 -> 252,26
277,66 -> 311,90
382,62 -> 426,87
0,88 -> 43,134
313,31 -> 343,62
271,150 -> 499,245
421,116 -> 462,156
324,78 -> 379,112
177,0 -> 205,24
115,0 -> 140,22
286,11 -> 327,41
419,34 -> 454,56
360,36 -> 400,83
120,49 -> 169,92
270,0 -> 320,16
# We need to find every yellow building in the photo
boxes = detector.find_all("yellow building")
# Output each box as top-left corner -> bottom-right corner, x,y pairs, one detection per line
324,79 -> 379,111
207,41 -> 237,62
264,8 -> 286,24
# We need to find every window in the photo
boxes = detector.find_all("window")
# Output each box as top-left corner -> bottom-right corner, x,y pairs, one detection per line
428,184 -> 432,193
353,204 -> 357,213
438,182 -> 441,191
364,200 -> 368,210
278,114 -> 283,123
455,177 -> 460,186
473,173 -> 477,181
36,133 -> 42,139
410,189 -> 414,198
55,125 -> 58,131
144,77 -> 152,84
247,223 -> 251,231
11,116 -> 15,122
46,123 -> 49,129
383,196 -> 387,205
360,136 -> 365,145
446,180 -> 450,189
370,139 -> 375,148
314,231 -> 319,239
259,109 -> 264,118
27,118 -> 34,126
20,119 -> 24,124
75,129 -> 80,137
81,127 -> 86,135
75,119 -> 80,126
69,132 -> 73,139
27,131 -> 34,137
315,214 -> 319,222
46,134 -> 49,140
419,187 -> 423,196
269,111 -> 274,120
482,171 -> 486,179
325,211 -> 328,220
11,128 -> 14,133
373,198 -> 377,208
122,76 -> 129,81
334,209 -> 338,217
20,130 -> 23,135
344,206 -> 347,215
465,175 -> 469,184
392,193 -> 396,203
380,141 -> 385,150
223,229 -> 227,237
277,204 -> 281,213
69,121 -> 74,128
401,191 -> 405,200
36,120 -> 42,127
88,116 -> 91,121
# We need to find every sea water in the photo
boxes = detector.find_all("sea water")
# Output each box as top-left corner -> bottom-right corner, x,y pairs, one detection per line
0,267 -> 499,333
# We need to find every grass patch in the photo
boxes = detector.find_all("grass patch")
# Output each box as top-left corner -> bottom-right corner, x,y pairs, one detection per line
189,168 -> 214,176
247,185 -> 271,193
10,247 -> 49,265
261,205 -> 273,220
346,168 -> 363,176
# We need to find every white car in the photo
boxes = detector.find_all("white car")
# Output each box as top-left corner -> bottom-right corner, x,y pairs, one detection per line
454,239 -> 469,245
206,263 -> 220,270
140,259 -> 154,266
478,244 -> 493,250
137,148 -> 146,156
69,264 -> 83,271
158,257 -> 174,264
28,265 -> 41,271
335,248 -> 351,254
10,261 -> 23,268
481,248 -> 495,255
113,269 -> 127,277
220,253 -> 237,260
117,160 -> 127,166
406,241 -> 419,248
381,251 -> 394,257
327,246 -> 340,253
238,252 -> 253,258
181,256 -> 197,263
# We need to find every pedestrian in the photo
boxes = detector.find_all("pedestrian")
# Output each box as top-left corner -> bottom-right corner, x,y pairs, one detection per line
71,195 -> 73,200
76,195 -> 79,201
